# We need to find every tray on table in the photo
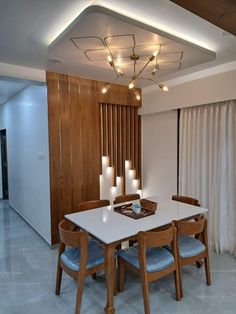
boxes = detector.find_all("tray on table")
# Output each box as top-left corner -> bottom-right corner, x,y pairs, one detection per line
114,199 -> 157,220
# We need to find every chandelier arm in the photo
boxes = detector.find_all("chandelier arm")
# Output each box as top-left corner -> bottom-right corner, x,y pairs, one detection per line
134,58 -> 137,77
138,77 -> 161,84
133,58 -> 153,81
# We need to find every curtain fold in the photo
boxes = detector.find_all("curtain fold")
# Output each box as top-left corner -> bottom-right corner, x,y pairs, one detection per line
179,100 -> 236,255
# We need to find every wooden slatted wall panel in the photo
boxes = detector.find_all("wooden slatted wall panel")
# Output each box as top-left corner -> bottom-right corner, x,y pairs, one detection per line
100,103 -> 142,193
47,72 -> 141,244
47,73 -> 100,244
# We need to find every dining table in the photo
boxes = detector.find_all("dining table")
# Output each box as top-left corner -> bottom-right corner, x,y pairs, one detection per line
65,195 -> 208,314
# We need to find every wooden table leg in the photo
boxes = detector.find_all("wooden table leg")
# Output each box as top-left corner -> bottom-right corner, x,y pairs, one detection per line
104,243 -> 115,314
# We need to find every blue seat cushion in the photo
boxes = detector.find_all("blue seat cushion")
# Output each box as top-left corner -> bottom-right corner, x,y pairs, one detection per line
61,239 -> 104,272
178,235 -> 206,258
118,246 -> 174,273
165,235 -> 205,258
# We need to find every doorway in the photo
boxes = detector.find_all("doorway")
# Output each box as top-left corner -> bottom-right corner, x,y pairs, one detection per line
0,129 -> 9,200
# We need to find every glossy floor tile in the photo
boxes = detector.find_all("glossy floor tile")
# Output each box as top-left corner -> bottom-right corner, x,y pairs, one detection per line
1,201 -> 236,313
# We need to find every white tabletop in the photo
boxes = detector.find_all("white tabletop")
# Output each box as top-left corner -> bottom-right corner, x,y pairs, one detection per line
65,196 -> 208,244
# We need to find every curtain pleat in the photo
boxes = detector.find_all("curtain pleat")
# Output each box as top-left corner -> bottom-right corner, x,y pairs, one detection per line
179,100 -> 236,255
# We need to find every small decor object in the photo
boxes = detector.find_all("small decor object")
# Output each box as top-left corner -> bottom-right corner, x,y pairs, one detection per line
131,203 -> 141,214
114,199 -> 157,220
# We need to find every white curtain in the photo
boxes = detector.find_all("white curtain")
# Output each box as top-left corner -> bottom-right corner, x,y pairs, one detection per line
179,100 -> 236,255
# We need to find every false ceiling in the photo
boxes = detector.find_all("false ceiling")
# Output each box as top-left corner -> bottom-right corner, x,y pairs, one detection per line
48,6 -> 215,87
1,0 -> 236,91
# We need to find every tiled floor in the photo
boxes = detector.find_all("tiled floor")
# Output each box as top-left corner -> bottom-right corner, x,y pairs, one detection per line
1,200 -> 236,314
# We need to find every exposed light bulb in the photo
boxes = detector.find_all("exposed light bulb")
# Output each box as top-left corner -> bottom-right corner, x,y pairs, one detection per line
101,84 -> 110,94
136,93 -> 141,101
159,83 -> 168,91
107,55 -> 112,62
129,80 -> 135,89
149,50 -> 158,62
134,90 -> 141,100
153,50 -> 158,57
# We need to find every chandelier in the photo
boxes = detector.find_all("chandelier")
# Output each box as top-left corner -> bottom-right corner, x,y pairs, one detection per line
101,50 -> 168,100
70,34 -> 181,100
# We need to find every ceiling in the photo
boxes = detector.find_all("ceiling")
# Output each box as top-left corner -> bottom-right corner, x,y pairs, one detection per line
0,0 -> 236,94
48,7 -> 215,87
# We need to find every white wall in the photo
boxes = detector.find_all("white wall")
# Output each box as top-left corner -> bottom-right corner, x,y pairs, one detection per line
142,110 -> 177,199
0,85 -> 51,243
141,66 -> 236,201
140,69 -> 236,114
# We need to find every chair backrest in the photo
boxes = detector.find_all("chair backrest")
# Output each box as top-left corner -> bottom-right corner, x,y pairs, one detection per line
172,195 -> 200,206
174,216 -> 206,237
78,199 -> 110,211
114,193 -> 140,204
138,224 -> 176,249
59,219 -> 88,248
138,225 -> 178,273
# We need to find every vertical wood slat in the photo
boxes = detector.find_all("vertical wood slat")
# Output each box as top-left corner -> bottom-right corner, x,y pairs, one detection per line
102,104 -> 108,156
134,107 -> 139,179
122,106 -> 127,193
107,104 -> 113,167
90,80 -> 101,201
116,105 -> 121,177
130,107 -> 135,170
126,107 -> 131,161
99,103 -> 103,174
58,74 -> 73,215
112,105 -> 117,187
70,76 -> 82,212
138,115 -> 142,189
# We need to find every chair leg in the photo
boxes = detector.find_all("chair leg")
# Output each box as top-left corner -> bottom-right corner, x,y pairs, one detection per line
204,256 -> 211,286
55,262 -> 63,295
113,258 -> 117,296
118,260 -> 126,292
75,272 -> 85,314
140,274 -> 150,314
196,260 -> 203,268
178,267 -> 183,298
174,270 -> 181,301
91,273 -> 97,280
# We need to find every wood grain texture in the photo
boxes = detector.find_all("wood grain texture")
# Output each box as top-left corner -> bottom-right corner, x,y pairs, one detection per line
98,82 -> 141,107
100,103 -> 142,195
170,0 -> 236,36
47,72 -> 141,243
112,105 -> 117,187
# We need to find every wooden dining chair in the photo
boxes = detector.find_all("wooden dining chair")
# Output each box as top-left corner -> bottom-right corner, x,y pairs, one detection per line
118,225 -> 181,314
114,194 -> 140,248
172,195 -> 200,206
114,193 -> 140,204
55,219 -> 105,314
172,194 -> 203,267
174,216 -> 211,298
77,199 -> 110,279
78,199 -> 110,211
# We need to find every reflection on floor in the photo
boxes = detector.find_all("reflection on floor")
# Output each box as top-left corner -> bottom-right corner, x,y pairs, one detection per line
1,200 -> 236,314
